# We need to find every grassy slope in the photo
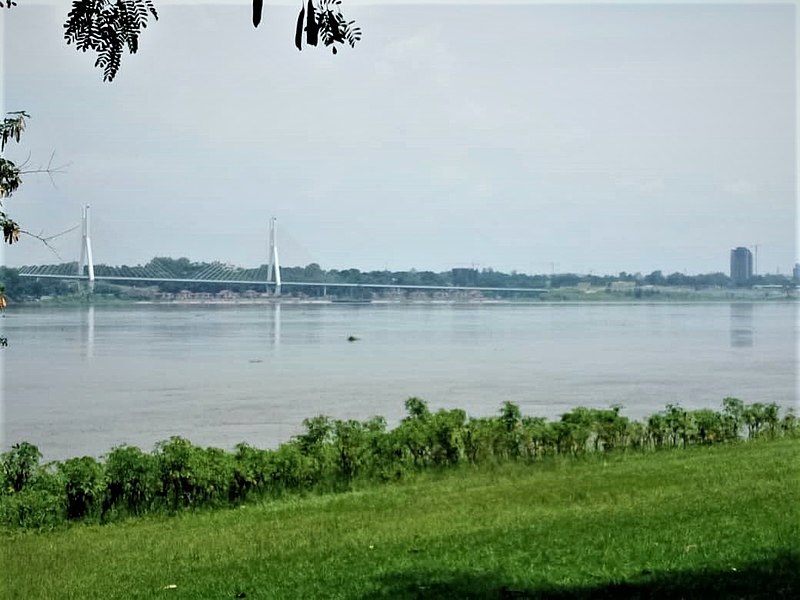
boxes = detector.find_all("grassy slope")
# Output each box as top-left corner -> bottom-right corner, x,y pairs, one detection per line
2,439 -> 798,599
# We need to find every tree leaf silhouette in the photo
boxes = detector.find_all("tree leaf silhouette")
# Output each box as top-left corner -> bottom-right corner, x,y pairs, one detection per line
63,0 -> 158,82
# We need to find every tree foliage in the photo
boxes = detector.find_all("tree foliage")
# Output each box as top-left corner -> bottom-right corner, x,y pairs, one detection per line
0,111 -> 28,245
56,0 -> 361,82
64,0 -> 159,82
294,0 -> 362,54
0,111 -> 66,256
1,442 -> 42,493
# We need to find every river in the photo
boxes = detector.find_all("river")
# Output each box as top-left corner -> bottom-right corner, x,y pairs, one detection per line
1,301 -> 796,460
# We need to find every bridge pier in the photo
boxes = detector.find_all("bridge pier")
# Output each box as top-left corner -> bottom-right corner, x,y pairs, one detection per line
78,205 -> 95,292
267,217 -> 281,296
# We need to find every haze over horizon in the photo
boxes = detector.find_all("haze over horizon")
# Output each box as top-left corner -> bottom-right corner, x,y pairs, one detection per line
2,1 -> 797,276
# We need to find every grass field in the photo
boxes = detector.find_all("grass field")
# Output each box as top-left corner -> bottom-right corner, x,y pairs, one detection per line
2,438 -> 798,599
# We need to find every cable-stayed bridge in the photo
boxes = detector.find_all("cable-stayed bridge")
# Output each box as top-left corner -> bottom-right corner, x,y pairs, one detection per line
17,207 -> 548,297
18,261 -> 274,287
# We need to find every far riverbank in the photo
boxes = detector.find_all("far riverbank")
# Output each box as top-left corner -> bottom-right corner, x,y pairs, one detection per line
7,284 -> 798,306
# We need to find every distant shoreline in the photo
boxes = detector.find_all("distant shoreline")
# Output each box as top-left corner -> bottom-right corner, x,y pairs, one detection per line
5,292 -> 797,308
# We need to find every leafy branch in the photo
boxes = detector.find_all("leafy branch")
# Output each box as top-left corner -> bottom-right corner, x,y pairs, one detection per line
1,112 -> 29,244
294,0 -> 362,54
63,0 -> 159,82
1,111 -> 28,151
6,1 -> 362,82
1,113 -> 69,245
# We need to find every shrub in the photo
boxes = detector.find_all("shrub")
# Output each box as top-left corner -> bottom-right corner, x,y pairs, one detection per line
499,402 -> 525,459
463,417 -> 498,464
59,456 -> 105,520
332,419 -> 369,481
592,406 -> 630,452
722,397 -> 745,439
781,410 -> 799,437
743,403 -> 770,439
691,409 -> 724,444
271,443 -> 314,491
0,488 -> 65,530
1,442 -> 42,493
1,397 -> 797,531
664,404 -> 695,448
524,417 -> 556,459
156,439 -> 236,508
429,409 -> 467,466
556,408 -> 595,455
104,445 -> 159,515
646,413 -> 669,449
232,443 -> 276,500
404,397 -> 430,420
155,436 -> 200,509
193,447 -> 235,505
294,416 -> 336,485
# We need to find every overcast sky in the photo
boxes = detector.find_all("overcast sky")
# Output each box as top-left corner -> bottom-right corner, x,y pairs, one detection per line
1,1 -> 796,275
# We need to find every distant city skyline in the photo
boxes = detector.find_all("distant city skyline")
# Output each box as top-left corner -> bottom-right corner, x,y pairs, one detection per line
2,2 -> 797,275
10,223 -> 794,279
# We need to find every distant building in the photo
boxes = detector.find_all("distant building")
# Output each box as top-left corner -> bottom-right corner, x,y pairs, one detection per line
609,281 -> 636,292
730,247 -> 753,286
794,263 -> 800,283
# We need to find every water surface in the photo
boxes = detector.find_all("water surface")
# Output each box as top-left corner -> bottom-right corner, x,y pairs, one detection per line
1,302 -> 796,459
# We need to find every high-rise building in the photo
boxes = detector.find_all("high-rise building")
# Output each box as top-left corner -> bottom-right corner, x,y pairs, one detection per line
730,247 -> 753,286
793,263 -> 800,283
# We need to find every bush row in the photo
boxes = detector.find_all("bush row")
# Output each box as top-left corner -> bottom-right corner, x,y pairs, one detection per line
1,397 -> 796,529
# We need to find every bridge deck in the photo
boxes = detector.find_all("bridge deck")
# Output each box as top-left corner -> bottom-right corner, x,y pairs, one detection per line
17,273 -> 548,294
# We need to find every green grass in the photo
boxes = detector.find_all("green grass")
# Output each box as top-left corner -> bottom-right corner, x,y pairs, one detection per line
3,439 -> 798,599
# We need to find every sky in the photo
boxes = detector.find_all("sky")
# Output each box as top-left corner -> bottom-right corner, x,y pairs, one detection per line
1,0 -> 797,275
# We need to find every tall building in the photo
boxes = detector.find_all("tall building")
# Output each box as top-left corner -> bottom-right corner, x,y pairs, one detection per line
730,247 -> 753,286
793,263 -> 800,283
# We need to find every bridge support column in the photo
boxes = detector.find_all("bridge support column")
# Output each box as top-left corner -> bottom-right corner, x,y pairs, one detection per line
78,205 -> 95,292
267,217 -> 281,297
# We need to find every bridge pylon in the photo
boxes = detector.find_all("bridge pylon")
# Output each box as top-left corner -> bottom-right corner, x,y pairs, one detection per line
78,205 -> 95,292
266,217 -> 281,296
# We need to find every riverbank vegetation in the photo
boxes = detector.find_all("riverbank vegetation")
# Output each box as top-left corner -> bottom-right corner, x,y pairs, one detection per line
2,434 -> 797,599
1,398 -> 796,532
2,261 -> 795,303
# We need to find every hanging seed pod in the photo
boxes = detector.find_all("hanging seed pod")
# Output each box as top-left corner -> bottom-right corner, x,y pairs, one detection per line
306,0 -> 319,46
295,4 -> 306,50
252,0 -> 263,28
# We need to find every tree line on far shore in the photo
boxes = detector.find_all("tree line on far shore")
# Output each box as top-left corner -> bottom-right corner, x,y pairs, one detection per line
1,397 -> 796,530
1,260 -> 794,302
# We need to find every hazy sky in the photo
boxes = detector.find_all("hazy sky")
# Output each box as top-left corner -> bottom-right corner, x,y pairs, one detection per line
1,1 -> 796,275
